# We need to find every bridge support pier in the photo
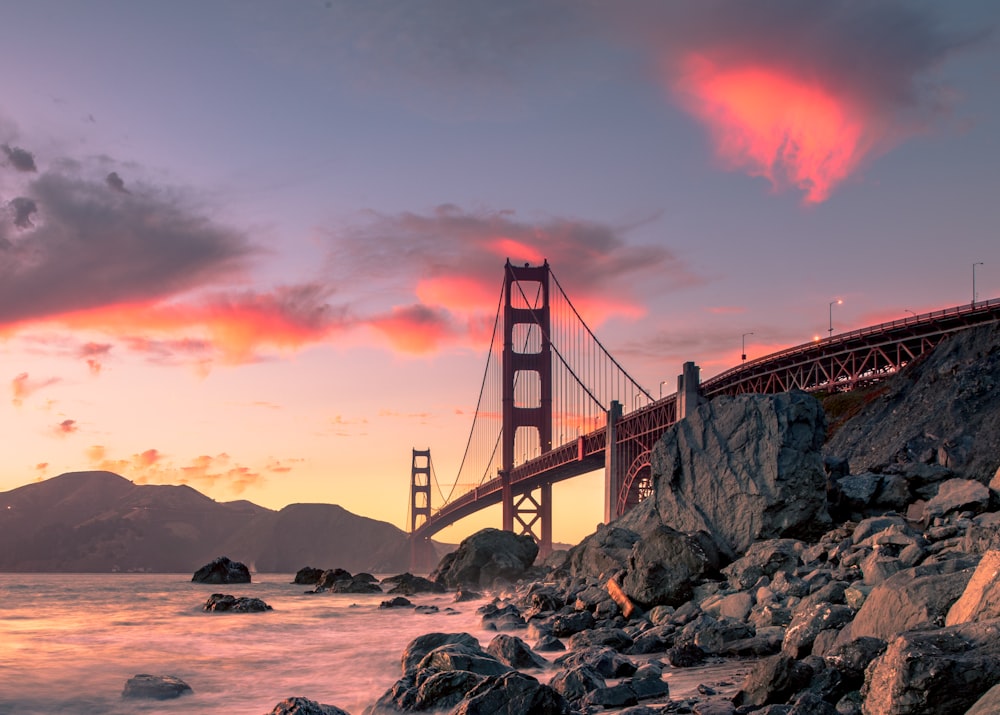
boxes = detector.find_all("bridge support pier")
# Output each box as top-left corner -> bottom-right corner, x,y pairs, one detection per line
603,400 -> 623,524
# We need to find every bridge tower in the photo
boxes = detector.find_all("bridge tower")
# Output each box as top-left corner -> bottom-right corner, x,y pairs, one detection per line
502,260 -> 553,556
408,449 -> 436,573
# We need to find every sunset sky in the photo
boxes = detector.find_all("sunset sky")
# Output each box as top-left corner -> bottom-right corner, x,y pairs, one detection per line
2,1 -> 998,545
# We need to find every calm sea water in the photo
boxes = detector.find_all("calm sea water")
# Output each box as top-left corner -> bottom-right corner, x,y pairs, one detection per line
0,573 -> 750,715
0,573 -> 496,715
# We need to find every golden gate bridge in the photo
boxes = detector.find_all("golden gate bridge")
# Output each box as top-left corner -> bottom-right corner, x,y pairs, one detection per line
408,260 -> 1000,563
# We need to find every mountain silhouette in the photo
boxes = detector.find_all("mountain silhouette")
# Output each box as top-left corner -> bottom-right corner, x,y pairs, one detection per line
0,471 -> 425,573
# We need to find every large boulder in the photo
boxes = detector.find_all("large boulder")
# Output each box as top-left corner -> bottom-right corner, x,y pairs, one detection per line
836,558 -> 977,645
566,524 -> 640,580
862,619 -> 1000,715
431,528 -> 538,589
191,556 -> 251,584
400,633 -> 482,676
452,671 -> 572,715
621,391 -> 830,559
203,593 -> 272,613
619,525 -> 713,608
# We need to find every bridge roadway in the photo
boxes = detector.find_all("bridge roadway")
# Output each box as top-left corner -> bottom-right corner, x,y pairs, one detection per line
413,298 -> 1000,541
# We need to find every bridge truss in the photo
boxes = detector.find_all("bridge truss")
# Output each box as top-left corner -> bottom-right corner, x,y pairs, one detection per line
409,263 -> 1000,555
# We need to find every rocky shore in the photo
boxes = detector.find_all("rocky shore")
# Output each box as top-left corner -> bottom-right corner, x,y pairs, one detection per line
261,322 -> 1000,715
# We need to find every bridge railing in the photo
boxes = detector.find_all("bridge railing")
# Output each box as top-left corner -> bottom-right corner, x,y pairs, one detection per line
703,298 -> 1000,392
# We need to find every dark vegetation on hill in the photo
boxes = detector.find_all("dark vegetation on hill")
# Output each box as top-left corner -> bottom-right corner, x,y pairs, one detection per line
0,471 -> 421,573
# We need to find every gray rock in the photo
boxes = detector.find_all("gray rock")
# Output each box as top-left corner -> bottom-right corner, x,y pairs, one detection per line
121,674 -> 193,700
382,572 -> 446,595
836,559 -> 977,645
366,669 -> 484,714
431,528 -> 538,589
620,525 -> 713,608
292,567 -> 324,585
452,671 -> 572,715
567,626 -> 632,651
549,665 -> 605,703
782,603 -> 854,658
549,610 -> 595,637
400,632 -> 481,676
863,619 -> 1000,715
203,593 -> 272,613
623,391 -> 829,560
554,646 -> 636,678
924,478 -> 991,520
722,539 -> 804,590
486,634 -> 547,669
566,524 -> 639,580
266,696 -> 350,715
191,556 -> 251,584
418,642 -> 510,676
732,655 -> 813,709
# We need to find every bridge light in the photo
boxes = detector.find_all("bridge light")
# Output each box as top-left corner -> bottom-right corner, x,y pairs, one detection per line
829,299 -> 843,337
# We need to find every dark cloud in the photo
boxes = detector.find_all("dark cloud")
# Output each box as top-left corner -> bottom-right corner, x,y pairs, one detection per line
9,197 -> 37,229
2,144 -> 37,172
330,204 -> 698,301
105,171 -> 128,193
56,419 -> 78,435
607,0 -> 987,116
0,169 -> 255,326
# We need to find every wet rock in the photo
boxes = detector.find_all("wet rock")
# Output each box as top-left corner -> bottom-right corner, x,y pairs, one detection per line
430,528 -> 538,589
550,609 -> 595,637
266,696 -> 350,715
732,654 -> 813,709
203,593 -> 272,613
292,567 -> 325,585
580,683 -> 639,709
454,589 -> 483,602
315,568 -> 352,590
486,634 -> 547,669
382,572 -> 446,595
366,669 -> 485,714
480,603 -> 526,631
549,665 -> 605,703
121,674 -> 193,700
330,576 -> 383,594
567,524 -> 640,580
418,642 -> 510,676
533,634 -> 565,652
379,596 -> 413,609
554,646 -> 636,678
782,603 -> 854,658
666,642 -> 705,667
823,636 -> 887,690
620,525 -> 713,608
567,626 -> 633,651
400,632 -> 481,675
863,619 -> 1000,715
452,671 -> 572,715
191,556 -> 251,584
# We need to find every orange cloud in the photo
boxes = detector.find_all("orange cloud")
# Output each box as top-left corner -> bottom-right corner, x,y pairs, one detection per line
416,276 -> 499,315
369,304 -> 459,354
672,54 -> 882,202
55,419 -> 78,436
10,372 -> 61,406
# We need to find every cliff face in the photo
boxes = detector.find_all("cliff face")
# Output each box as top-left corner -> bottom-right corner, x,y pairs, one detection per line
823,322 -> 1000,482
0,471 -> 413,573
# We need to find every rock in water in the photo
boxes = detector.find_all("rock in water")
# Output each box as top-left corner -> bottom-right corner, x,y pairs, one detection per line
622,390 -> 829,560
430,528 -> 538,589
267,696 -> 351,714
121,674 -> 193,700
203,593 -> 272,612
192,556 -> 251,584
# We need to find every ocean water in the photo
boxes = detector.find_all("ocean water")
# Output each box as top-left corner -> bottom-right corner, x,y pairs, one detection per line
0,573 -> 750,714
0,573 -> 496,715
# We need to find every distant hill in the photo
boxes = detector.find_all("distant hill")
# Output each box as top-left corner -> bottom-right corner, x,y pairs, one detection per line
0,471 -> 434,573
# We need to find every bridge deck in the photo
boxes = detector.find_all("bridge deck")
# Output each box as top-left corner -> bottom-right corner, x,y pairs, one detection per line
413,298 -> 1000,540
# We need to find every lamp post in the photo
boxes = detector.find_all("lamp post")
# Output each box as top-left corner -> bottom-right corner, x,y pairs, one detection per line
973,262 -> 984,307
659,380 -> 669,398
905,309 -> 916,318
829,299 -> 842,337
741,332 -> 754,362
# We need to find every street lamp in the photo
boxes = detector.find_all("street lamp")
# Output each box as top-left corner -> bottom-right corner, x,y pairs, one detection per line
973,262 -> 984,307
741,332 -> 754,362
829,299 -> 843,337
904,309 -> 916,317
659,380 -> 669,398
